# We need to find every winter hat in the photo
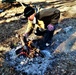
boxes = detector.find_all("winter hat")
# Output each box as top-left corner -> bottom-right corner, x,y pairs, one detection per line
47,24 -> 54,31
24,6 -> 35,18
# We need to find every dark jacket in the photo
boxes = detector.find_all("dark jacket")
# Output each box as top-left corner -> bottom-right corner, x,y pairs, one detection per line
36,7 -> 60,28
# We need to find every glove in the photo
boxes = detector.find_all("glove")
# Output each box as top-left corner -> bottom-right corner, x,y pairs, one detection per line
47,24 -> 54,31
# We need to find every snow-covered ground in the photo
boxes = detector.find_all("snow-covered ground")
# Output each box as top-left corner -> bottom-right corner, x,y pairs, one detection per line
5,48 -> 54,75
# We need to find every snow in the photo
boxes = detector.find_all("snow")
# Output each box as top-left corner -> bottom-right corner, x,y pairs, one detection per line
5,48 -> 54,75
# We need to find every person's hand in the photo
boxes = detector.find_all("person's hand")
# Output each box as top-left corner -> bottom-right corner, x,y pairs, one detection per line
39,28 -> 44,32
36,27 -> 44,32
34,27 -> 45,36
23,33 -> 28,38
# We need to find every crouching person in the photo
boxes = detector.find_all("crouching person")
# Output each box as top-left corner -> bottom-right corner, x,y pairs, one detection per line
20,6 -> 60,49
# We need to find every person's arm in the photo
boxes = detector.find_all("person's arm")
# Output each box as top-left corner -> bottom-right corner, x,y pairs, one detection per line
38,20 -> 45,29
20,20 -> 32,46
24,20 -> 33,37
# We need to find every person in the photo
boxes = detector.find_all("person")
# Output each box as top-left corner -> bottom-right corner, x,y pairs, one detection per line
20,6 -> 60,49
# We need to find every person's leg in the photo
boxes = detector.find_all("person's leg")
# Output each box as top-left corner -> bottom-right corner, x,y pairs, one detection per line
43,30 -> 54,43
35,30 -> 54,50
